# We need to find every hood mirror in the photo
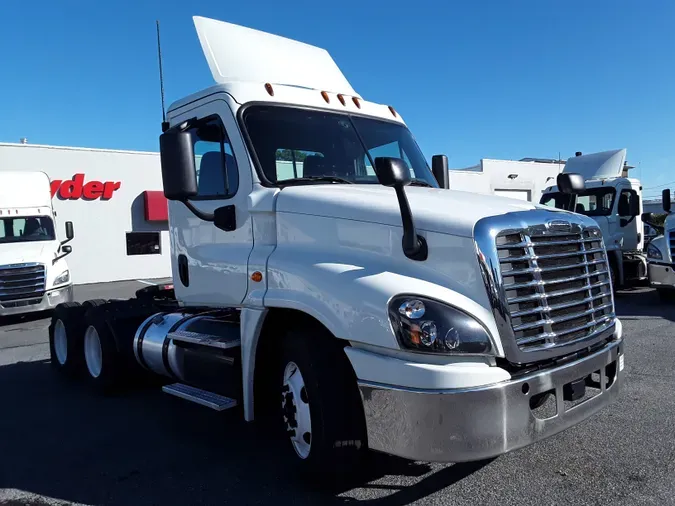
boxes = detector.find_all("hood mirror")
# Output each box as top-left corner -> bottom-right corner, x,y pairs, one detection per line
375,157 -> 427,261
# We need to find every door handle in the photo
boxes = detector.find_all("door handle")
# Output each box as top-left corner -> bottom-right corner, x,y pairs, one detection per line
178,254 -> 189,287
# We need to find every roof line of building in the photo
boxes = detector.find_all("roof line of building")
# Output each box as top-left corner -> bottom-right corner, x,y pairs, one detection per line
0,142 -> 159,156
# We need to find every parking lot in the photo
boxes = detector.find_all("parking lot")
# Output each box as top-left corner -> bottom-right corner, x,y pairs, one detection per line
1,282 -> 674,506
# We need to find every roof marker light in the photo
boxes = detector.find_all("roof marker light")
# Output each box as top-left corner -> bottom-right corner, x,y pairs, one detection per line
337,94 -> 346,106
265,83 -> 274,96
352,97 -> 361,109
321,91 -> 330,103
388,106 -> 397,117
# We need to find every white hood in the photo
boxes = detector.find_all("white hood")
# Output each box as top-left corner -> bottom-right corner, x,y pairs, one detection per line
0,241 -> 53,266
276,185 -> 545,237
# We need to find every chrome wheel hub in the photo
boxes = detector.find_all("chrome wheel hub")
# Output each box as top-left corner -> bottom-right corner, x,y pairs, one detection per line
282,361 -> 312,459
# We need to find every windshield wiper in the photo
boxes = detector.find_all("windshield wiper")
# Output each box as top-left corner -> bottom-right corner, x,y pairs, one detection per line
279,176 -> 354,186
409,179 -> 434,187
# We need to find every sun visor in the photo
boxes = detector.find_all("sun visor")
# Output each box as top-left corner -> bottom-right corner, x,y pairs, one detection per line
193,16 -> 358,96
563,149 -> 627,180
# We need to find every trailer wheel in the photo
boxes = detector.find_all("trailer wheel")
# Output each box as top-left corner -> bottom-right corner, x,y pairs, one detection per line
49,302 -> 86,376
277,329 -> 367,476
82,308 -> 124,394
82,299 -> 107,309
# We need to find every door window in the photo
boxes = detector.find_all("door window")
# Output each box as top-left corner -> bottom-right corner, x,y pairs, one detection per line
191,116 -> 239,199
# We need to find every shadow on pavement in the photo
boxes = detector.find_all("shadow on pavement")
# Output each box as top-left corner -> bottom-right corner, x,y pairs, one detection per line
615,288 -> 675,323
0,311 -> 52,329
0,359 -> 489,505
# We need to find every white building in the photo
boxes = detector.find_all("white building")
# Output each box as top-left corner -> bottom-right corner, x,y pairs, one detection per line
0,142 -> 171,284
448,157 -> 565,203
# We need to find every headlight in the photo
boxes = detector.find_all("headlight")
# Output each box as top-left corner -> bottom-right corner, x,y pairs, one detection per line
647,243 -> 663,260
389,295 -> 493,354
54,270 -> 70,285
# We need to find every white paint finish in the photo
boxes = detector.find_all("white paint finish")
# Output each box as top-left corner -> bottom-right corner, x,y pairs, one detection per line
275,184 -> 538,240
344,347 -> 510,389
193,16 -> 358,96
240,307 -> 267,421
563,149 -> 627,180
265,213 -> 504,355
494,189 -> 531,201
0,171 -> 52,208
0,143 -> 170,284
168,98 -> 254,307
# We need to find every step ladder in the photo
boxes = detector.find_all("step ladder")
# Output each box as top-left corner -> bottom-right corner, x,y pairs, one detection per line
167,329 -> 241,350
162,383 -> 238,411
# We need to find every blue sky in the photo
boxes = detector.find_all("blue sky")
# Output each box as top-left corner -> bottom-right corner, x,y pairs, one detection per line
1,0 -> 674,198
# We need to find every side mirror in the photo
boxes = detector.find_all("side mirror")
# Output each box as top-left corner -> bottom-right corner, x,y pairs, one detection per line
629,192 -> 640,217
557,173 -> 585,194
431,154 -> 449,189
375,157 -> 427,261
375,156 -> 411,187
618,195 -> 630,217
663,189 -> 671,213
159,128 -> 198,201
61,245 -> 72,254
65,221 -> 74,240
556,173 -> 585,212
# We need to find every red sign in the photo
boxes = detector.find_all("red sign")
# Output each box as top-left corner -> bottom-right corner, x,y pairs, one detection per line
51,174 -> 121,201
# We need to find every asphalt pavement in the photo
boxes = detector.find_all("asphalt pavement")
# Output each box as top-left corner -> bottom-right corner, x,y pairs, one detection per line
1,283 -> 674,505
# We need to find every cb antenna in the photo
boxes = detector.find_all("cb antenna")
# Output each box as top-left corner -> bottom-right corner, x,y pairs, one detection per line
156,20 -> 170,132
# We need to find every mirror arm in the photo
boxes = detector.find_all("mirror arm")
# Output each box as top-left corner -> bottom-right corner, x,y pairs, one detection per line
182,199 -> 215,222
52,251 -> 71,265
394,186 -> 428,261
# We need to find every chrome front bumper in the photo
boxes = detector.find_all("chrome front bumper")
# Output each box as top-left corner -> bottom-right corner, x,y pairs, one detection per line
648,261 -> 675,289
359,337 -> 624,463
0,285 -> 74,316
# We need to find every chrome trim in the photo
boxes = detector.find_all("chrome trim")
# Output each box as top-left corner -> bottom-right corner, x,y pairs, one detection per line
359,338 -> 623,463
474,209 -> 616,364
0,262 -> 46,303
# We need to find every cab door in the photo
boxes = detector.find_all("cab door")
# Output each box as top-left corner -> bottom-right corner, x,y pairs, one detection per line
167,98 -> 253,307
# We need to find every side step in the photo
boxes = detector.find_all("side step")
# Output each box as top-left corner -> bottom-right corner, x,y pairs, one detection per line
168,329 -> 241,350
162,383 -> 238,411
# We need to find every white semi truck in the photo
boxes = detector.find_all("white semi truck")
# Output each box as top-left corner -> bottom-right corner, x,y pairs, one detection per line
644,190 -> 675,299
0,171 -> 74,318
49,17 -> 624,475
540,150 -> 646,290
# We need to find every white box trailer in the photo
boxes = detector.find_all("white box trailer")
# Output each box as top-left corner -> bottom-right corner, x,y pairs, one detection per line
448,158 -> 564,202
0,143 -> 172,284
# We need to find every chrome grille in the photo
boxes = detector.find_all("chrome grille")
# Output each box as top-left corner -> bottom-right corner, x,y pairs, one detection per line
496,228 -> 615,352
0,263 -> 46,304
670,231 -> 675,258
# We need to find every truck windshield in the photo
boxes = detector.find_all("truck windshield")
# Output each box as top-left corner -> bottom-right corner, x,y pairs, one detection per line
0,216 -> 56,244
540,187 -> 616,216
242,105 -> 438,187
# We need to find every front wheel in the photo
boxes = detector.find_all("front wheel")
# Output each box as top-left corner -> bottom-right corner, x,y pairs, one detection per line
277,330 -> 367,476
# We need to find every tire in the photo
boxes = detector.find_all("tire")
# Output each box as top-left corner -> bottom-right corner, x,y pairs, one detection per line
82,299 -> 107,309
82,307 -> 125,394
48,302 -> 86,377
277,329 -> 367,476
658,288 -> 675,302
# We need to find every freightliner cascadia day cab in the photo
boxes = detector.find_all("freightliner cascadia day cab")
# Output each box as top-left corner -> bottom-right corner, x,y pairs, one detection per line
0,171 -> 75,318
540,149 -> 646,290
49,17 -> 624,475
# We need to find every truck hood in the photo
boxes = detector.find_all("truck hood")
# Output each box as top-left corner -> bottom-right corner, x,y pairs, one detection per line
0,242 -> 52,266
276,185 -> 541,237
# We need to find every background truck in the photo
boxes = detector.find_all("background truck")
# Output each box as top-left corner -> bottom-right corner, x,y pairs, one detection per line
540,149 -> 646,290
48,16 -> 624,475
0,171 -> 74,318
644,189 -> 675,299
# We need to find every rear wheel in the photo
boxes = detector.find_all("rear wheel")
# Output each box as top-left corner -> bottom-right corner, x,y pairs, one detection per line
49,302 -> 86,376
277,329 -> 367,476
82,307 -> 125,394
